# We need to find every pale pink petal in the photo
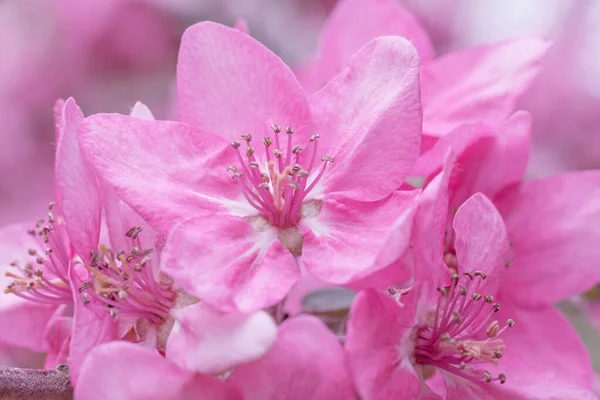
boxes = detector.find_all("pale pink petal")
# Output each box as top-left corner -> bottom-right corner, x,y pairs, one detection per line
43,306 -> 71,369
79,114 -> 237,235
444,303 -> 595,399
177,21 -> 312,142
310,36 -> 422,201
76,342 -> 240,400
229,315 -> 355,400
166,302 -> 277,374
161,213 -> 299,313
495,171 -> 600,306
453,193 -> 509,295
0,223 -> 56,351
130,101 -> 155,120
421,38 -> 551,136
346,289 -> 439,400
412,151 -> 455,287
301,190 -> 418,286
55,97 -> 101,263
311,0 -> 433,88
68,264 -> 117,385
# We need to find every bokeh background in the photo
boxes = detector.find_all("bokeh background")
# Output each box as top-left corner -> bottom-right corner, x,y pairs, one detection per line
1,0 -> 599,369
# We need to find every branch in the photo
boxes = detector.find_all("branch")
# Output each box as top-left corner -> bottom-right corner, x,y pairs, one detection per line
0,366 -> 73,400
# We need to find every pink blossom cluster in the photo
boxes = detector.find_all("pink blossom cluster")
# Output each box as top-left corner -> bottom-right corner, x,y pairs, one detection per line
2,0 -> 600,399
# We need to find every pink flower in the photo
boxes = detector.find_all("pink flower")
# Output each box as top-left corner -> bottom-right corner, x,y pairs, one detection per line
76,315 -> 354,400
79,21 -> 423,312
415,110 -> 600,309
296,0 -> 551,141
346,191 -> 596,399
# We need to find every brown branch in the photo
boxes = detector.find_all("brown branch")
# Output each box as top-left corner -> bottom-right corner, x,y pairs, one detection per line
0,366 -> 72,400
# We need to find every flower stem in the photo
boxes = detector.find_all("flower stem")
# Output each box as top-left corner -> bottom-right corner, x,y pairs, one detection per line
0,366 -> 73,400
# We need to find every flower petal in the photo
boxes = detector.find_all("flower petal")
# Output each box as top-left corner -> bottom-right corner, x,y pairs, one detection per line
495,171 -> 600,306
453,193 -> 509,295
0,223 -> 56,351
229,315 -> 355,400
346,289 -> 439,400
166,302 -> 277,374
310,36 -> 422,202
301,190 -> 418,286
177,21 -> 312,142
55,98 -> 101,263
68,264 -> 117,385
130,101 -> 155,120
76,342 -> 240,400
413,151 -> 455,287
161,213 -> 299,313
79,114 -> 238,235
444,303 -> 595,400
421,38 -> 550,137
310,0 -> 433,88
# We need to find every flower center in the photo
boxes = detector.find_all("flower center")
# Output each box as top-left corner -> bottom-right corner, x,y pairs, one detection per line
79,227 -> 175,325
4,202 -> 73,305
227,124 -> 333,229
413,272 -> 513,384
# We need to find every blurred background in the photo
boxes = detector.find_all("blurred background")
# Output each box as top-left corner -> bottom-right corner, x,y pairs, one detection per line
1,0 -> 599,368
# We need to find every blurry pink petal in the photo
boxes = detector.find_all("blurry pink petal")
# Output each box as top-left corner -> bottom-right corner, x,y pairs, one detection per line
161,212 -> 299,313
229,315 -> 355,400
79,115 -> 237,234
495,171 -> 600,306
346,289 -> 438,400
309,0 -> 433,87
76,341 -> 240,400
68,264 -> 117,385
233,18 -> 248,34
421,38 -> 550,136
166,302 -> 277,374
43,306 -> 71,369
0,223 -> 56,351
55,97 -> 101,263
177,21 -> 312,142
453,193 -> 509,295
310,36 -> 422,201
301,190 -> 417,286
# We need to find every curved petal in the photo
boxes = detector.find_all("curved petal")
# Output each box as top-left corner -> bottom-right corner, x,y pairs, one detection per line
301,190 -> 418,286
161,213 -> 299,313
43,306 -> 71,369
0,223 -> 56,351
76,342 -> 240,400
166,302 -> 277,374
310,36 -> 422,202
495,171 -> 600,307
55,97 -> 101,263
310,0 -> 433,89
68,264 -> 117,385
79,114 -> 238,235
444,304 -> 595,400
413,151 -> 455,288
422,37 -> 551,137
229,315 -> 355,400
453,193 -> 509,296
177,21 -> 312,143
346,289 -> 439,400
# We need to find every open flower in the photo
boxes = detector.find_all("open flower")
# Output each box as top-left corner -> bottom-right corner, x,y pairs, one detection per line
79,21 -> 423,312
296,0 -> 551,141
346,190 -> 596,399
